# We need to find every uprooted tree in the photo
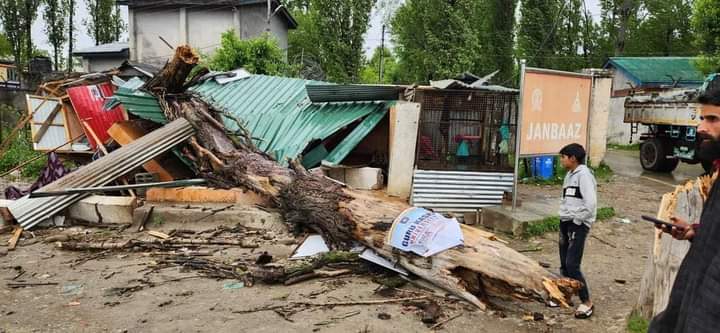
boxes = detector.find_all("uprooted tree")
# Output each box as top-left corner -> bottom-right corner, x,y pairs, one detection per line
143,45 -> 581,310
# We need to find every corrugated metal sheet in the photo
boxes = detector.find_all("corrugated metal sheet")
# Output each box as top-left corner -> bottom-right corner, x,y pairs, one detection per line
324,106 -> 389,165
68,83 -> 128,149
306,84 -> 403,103
9,119 -> 194,230
605,57 -> 705,86
191,75 -> 391,165
410,170 -> 514,213
114,78 -> 168,124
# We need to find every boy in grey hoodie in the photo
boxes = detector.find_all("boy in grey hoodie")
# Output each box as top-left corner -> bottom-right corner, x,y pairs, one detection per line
557,143 -> 597,319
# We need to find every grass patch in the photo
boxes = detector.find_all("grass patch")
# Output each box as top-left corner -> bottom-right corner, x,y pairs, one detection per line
152,216 -> 165,226
608,143 -> 641,151
597,207 -> 616,220
627,313 -> 649,333
523,207 -> 617,238
524,216 -> 561,238
0,130 -> 47,178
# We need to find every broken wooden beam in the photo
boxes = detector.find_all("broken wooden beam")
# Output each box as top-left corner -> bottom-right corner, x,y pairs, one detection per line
107,121 -> 177,182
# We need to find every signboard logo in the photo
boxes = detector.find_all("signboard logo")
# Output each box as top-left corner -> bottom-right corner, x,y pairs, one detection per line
532,88 -> 543,112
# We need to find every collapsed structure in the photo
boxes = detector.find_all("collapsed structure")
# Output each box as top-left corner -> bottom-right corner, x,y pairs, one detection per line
0,45 -> 580,311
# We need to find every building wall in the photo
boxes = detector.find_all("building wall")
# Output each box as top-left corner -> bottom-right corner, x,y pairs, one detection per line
130,5 -> 290,66
587,74 -> 613,167
83,57 -> 127,73
239,4 -> 289,51
132,8 -> 181,64
187,8 -> 236,54
611,68 -> 636,93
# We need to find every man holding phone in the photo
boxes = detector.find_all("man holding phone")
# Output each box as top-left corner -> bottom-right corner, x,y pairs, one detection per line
649,84 -> 720,333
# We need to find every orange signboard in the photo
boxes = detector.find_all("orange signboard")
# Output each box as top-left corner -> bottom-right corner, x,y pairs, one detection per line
519,68 -> 592,156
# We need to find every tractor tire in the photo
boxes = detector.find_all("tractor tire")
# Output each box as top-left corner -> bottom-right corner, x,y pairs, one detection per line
640,139 -> 679,172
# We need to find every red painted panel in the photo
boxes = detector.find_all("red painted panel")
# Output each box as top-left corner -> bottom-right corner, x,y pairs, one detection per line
67,83 -> 127,150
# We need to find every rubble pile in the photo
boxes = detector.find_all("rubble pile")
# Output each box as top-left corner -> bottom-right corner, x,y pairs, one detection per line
0,45 -> 581,325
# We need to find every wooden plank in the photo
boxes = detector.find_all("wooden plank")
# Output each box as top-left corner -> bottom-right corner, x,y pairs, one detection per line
33,103 -> 63,143
8,227 -> 22,250
107,121 -> 175,182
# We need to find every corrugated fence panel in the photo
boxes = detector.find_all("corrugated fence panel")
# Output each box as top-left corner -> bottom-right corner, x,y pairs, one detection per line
68,82 -> 128,149
9,118 -> 194,230
410,170 -> 514,213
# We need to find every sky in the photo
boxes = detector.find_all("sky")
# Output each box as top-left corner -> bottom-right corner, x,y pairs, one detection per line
30,1 -> 602,60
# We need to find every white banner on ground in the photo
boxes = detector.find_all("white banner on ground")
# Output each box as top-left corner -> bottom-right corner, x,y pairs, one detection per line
386,207 -> 464,257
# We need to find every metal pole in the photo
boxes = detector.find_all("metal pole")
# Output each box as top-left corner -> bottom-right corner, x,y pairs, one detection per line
512,60 -> 527,211
379,24 -> 385,83
267,0 -> 271,29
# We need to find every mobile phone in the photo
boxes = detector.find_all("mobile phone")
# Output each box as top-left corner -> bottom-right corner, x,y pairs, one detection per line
641,215 -> 686,230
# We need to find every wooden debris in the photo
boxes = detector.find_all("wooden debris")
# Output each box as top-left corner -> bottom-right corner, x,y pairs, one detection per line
8,227 -> 23,250
56,238 -> 259,251
147,230 -> 171,240
430,313 -> 463,330
134,205 -> 154,232
283,268 -> 352,285
7,282 -> 59,288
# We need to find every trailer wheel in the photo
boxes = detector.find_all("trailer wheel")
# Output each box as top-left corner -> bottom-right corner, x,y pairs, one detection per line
640,139 -> 679,172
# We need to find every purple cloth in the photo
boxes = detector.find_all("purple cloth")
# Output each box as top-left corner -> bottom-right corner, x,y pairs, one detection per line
4,152 -> 70,200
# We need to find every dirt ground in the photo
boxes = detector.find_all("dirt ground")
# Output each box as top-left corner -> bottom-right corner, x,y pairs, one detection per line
0,172 -> 676,333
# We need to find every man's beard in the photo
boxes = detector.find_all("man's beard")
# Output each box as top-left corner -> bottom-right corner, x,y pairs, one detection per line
697,133 -> 720,162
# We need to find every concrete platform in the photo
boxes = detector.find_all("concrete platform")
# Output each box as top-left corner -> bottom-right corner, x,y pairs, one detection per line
132,203 -> 287,234
480,195 -> 559,236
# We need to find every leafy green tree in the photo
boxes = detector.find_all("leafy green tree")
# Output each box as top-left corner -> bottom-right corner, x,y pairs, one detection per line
288,0 -> 375,83
634,0 -> 695,56
0,34 -> 11,58
484,0 -> 518,83
208,30 -> 285,75
360,47 -> 399,84
597,0 -> 643,56
43,0 -> 67,70
517,0 -> 562,69
84,0 -> 124,45
392,0 -> 490,83
692,0 -> 720,73
0,0 -> 39,68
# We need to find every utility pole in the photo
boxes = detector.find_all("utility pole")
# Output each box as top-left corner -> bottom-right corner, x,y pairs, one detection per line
68,0 -> 74,72
379,24 -> 385,83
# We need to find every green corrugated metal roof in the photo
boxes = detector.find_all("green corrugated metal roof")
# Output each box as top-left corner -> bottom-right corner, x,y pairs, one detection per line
324,104 -> 391,165
191,75 -> 391,165
606,57 -> 705,86
109,77 -> 168,124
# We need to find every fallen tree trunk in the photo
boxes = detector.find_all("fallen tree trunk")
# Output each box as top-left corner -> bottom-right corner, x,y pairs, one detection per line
143,45 -> 199,94
153,46 -> 581,310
